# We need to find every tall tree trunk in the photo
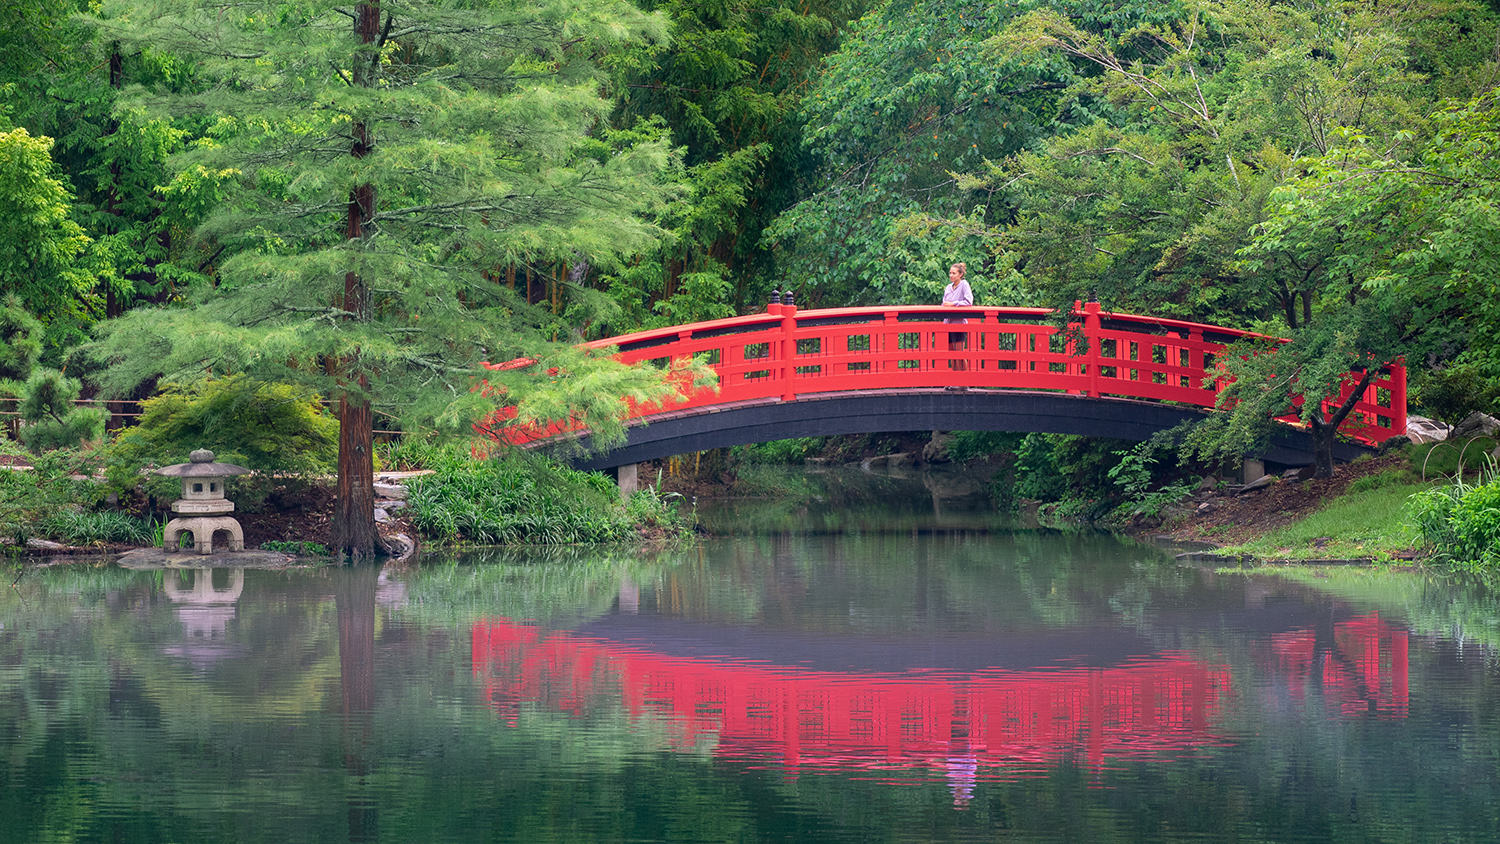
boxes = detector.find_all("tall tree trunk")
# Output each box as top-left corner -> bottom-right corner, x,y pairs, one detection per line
332,1 -> 384,560
334,391 -> 380,558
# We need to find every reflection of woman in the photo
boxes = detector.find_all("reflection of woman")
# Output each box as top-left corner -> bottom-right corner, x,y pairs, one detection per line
942,263 -> 972,371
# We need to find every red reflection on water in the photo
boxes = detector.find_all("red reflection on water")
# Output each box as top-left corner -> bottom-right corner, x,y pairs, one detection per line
1262,613 -> 1409,717
471,619 -> 1232,788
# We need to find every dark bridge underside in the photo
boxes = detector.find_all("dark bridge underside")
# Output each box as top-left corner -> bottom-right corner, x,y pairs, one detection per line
560,390 -> 1371,471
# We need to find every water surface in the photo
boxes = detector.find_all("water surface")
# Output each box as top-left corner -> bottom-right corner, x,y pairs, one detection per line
4,474 -> 1500,842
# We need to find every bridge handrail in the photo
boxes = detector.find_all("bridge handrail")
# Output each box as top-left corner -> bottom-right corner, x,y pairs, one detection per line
585,305 -> 1281,355
492,302 -> 1406,448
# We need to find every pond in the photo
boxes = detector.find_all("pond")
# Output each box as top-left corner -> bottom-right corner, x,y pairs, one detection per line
4,468 -> 1500,843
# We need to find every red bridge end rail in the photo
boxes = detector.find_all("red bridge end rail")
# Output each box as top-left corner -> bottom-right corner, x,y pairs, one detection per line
490,302 -> 1407,448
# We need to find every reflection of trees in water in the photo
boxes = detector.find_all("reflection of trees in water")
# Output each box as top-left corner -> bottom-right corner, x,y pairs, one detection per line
1246,567 -> 1500,653
700,465 -> 1008,535
635,531 -> 1186,634
4,558 -> 1500,841
395,544 -> 698,628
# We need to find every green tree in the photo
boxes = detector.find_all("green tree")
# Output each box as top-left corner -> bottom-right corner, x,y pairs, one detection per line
767,0 -> 1089,307
0,126 -> 97,332
0,295 -> 42,383
597,0 -> 866,328
13,369 -> 107,453
85,0 -> 693,558
882,0 -> 1497,475
971,0 -> 1493,323
1228,91 -> 1500,475
1,1 -> 198,342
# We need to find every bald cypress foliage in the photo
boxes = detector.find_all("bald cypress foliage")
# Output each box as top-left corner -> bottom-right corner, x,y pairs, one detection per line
85,0 -> 690,558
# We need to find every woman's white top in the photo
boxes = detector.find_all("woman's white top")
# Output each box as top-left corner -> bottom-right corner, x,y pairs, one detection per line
942,279 -> 972,323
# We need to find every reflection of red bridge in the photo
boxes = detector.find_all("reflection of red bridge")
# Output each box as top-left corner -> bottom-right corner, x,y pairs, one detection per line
489,303 -> 1406,470
471,619 -> 1232,779
1261,613 -> 1410,717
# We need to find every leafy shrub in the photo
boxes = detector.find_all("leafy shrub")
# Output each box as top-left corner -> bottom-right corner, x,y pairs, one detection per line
1415,363 -> 1500,424
1408,469 -> 1500,570
0,444 -> 101,544
104,376 -> 338,497
1014,434 -> 1068,502
945,431 -> 1023,463
732,437 -> 826,464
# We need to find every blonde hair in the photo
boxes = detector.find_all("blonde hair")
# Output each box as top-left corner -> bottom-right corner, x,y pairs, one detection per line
949,262 -> 966,283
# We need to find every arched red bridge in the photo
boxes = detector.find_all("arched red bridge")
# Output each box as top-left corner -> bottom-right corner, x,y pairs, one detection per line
492,302 -> 1406,471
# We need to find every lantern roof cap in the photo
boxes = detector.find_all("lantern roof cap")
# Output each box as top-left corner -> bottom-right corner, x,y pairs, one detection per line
154,449 -> 251,478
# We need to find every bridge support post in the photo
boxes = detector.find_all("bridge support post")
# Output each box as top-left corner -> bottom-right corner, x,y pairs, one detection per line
1242,457 -> 1266,483
615,463 -> 638,503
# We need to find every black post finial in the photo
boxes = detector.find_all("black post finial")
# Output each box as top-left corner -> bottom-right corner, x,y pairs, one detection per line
770,287 -> 781,305
782,290 -> 795,307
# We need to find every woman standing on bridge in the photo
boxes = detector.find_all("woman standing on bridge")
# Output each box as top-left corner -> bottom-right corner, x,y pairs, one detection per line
942,262 -> 973,373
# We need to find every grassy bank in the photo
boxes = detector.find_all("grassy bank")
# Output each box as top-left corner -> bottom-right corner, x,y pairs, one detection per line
1206,481 -> 1427,562
1165,440 -> 1500,568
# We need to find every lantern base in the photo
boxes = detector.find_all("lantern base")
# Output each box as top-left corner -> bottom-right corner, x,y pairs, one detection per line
163,516 -> 245,555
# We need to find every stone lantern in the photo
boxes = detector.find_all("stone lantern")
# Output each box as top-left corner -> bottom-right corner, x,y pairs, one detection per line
155,449 -> 251,555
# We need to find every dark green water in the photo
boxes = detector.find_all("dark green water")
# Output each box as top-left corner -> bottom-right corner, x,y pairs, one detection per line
5,474 -> 1500,843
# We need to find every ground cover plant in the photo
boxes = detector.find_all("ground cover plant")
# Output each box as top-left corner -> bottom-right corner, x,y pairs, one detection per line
1407,464 -> 1500,571
0,441 -> 156,548
400,442 -> 690,546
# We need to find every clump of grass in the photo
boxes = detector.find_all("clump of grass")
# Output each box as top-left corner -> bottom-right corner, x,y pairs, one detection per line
624,476 -> 691,537
404,443 -> 689,545
37,509 -> 156,546
1407,462 -> 1500,571
377,435 -> 460,471
260,540 -> 330,557
1347,468 -> 1417,494
1215,482 -> 1427,562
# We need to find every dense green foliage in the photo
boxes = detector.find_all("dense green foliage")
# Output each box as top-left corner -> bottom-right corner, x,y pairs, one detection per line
11,368 -> 106,453
104,377 -> 338,481
1409,467 -> 1500,569
2,0 -> 1500,549
403,444 -> 691,545
0,443 -> 144,547
599,0 -> 867,328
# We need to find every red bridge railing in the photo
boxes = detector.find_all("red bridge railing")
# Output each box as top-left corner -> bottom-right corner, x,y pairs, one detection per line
494,302 -> 1406,447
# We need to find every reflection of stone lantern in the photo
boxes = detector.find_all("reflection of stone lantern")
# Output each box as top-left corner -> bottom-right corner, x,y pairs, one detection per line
155,449 -> 251,555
